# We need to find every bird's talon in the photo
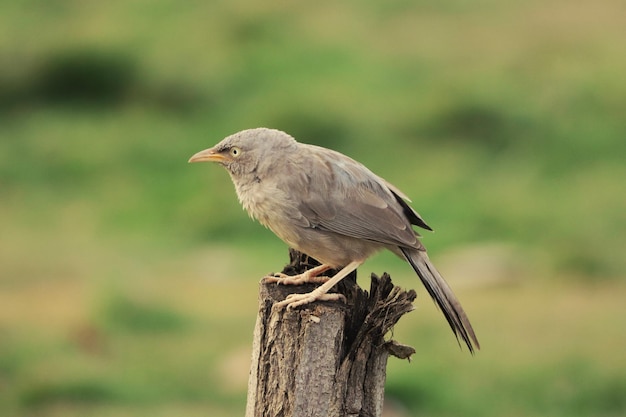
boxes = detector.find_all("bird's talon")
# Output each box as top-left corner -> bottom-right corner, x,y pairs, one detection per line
274,291 -> 346,310
263,273 -> 288,284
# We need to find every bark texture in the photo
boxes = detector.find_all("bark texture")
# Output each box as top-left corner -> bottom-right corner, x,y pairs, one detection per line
246,250 -> 416,417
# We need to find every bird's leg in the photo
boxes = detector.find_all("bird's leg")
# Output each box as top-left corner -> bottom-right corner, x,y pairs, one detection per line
263,263 -> 332,285
273,260 -> 363,309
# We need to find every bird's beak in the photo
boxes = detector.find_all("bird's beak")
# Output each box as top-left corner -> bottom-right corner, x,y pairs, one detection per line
188,147 -> 225,163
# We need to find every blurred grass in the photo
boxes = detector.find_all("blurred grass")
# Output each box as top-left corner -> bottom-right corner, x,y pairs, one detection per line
1,0 -> 625,416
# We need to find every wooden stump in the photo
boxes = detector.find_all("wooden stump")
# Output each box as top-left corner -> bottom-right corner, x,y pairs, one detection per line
246,250 -> 417,417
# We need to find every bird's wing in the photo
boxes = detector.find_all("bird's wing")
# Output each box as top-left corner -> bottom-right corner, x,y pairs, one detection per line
385,180 -> 433,231
288,144 -> 425,249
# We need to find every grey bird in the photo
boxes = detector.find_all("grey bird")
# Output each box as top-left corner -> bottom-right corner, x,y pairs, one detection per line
189,128 -> 479,352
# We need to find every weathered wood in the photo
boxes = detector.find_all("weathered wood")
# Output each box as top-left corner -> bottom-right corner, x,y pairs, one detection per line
246,250 -> 416,417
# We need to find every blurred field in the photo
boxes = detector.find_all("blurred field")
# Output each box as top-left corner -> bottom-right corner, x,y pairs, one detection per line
1,1 -> 625,416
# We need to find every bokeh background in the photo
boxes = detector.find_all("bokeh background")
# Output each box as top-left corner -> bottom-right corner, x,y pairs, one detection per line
1,1 -> 625,416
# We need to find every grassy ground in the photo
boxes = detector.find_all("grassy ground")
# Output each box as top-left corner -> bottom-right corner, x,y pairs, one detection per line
1,0 -> 625,416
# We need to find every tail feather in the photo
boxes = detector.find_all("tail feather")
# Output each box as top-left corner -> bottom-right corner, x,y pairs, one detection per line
401,247 -> 480,353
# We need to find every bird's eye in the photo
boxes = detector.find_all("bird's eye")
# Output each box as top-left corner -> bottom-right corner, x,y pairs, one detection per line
230,147 -> 241,157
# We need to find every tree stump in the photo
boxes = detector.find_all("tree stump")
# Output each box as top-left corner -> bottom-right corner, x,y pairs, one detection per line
246,250 -> 417,417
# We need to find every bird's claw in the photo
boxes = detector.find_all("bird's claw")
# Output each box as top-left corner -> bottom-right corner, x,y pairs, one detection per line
263,272 -> 330,285
262,272 -> 289,284
274,291 -> 346,310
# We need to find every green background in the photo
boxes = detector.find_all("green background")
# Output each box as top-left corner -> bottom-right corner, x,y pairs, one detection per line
1,1 -> 625,416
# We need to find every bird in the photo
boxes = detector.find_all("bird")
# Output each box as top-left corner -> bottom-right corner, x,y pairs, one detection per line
189,127 -> 479,352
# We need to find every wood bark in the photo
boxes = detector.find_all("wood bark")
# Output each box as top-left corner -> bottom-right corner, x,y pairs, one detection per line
246,250 -> 416,417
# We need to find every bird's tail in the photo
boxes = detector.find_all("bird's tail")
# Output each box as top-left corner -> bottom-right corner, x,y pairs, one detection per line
401,247 -> 480,353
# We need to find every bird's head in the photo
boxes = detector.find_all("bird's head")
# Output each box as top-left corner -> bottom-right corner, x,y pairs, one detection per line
188,128 -> 297,178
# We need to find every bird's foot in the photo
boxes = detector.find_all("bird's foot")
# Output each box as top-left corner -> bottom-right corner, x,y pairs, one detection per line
263,267 -> 331,285
274,290 -> 346,310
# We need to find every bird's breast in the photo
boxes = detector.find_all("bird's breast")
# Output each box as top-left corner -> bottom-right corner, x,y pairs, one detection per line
235,180 -> 292,228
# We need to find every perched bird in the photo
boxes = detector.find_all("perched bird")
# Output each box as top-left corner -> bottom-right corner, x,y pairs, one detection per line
189,128 -> 479,352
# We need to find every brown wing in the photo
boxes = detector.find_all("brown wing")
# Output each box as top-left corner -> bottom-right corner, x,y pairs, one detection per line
286,144 -> 427,249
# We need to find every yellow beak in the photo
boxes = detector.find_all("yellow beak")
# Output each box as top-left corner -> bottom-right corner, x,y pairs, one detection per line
188,147 -> 226,163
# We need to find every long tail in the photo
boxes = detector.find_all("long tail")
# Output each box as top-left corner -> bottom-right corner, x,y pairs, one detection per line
400,247 -> 480,353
